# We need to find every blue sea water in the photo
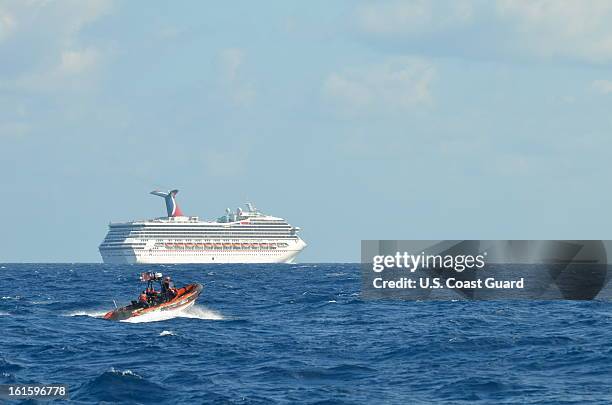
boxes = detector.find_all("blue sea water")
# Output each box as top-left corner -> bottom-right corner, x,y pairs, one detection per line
1,263 -> 611,404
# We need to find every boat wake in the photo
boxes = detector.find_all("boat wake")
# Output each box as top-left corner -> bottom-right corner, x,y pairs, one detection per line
67,310 -> 108,318
178,305 -> 224,320
121,305 -> 223,323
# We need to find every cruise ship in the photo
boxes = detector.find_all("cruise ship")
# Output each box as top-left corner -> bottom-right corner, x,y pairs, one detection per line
99,190 -> 306,264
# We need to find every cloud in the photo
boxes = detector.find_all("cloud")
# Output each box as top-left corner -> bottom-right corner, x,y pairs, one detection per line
4,47 -> 102,92
591,79 -> 612,94
494,154 -> 532,176
322,57 -> 435,114
220,49 -> 244,82
219,48 -> 256,105
59,48 -> 100,74
0,0 -> 112,142
0,0 -> 112,45
356,0 -> 474,36
497,0 -> 612,63
0,121 -> 30,138
157,26 -> 183,40
203,146 -> 248,178
0,0 -> 112,90
0,8 -> 16,42
354,0 -> 612,64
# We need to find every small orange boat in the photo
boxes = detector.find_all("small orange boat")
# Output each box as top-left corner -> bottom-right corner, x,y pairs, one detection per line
103,272 -> 203,321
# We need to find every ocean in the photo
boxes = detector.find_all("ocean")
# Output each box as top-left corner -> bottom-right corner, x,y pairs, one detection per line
1,263 -> 611,404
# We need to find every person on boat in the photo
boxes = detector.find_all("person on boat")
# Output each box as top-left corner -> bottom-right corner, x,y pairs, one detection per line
162,276 -> 176,300
147,286 -> 163,305
138,291 -> 149,308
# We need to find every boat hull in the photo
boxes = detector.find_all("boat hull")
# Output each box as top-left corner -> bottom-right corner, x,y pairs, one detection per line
100,239 -> 306,264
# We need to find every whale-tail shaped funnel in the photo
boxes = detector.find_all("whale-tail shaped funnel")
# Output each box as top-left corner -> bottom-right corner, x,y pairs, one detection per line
150,189 -> 184,217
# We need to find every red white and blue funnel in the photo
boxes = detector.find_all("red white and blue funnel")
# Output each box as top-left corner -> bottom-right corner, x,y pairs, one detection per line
151,189 -> 184,217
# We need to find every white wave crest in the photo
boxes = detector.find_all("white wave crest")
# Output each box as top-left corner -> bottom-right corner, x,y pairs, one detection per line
31,300 -> 55,305
0,311 -> 9,316
108,367 -> 141,377
66,310 -> 107,318
179,305 -> 224,320
159,330 -> 175,336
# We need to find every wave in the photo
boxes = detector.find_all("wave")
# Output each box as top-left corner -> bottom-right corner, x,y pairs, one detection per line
159,330 -> 175,336
64,304 -> 223,323
66,310 -> 107,318
30,300 -> 56,305
0,357 -> 24,383
0,357 -> 23,373
75,368 -> 168,403
255,363 -> 376,381
178,305 -> 224,320
122,305 -> 224,324
0,311 -> 8,316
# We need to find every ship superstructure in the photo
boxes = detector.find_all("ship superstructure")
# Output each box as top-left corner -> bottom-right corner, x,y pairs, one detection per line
99,190 -> 306,264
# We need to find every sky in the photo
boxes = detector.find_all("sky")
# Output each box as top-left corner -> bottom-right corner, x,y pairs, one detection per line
2,0 -> 612,262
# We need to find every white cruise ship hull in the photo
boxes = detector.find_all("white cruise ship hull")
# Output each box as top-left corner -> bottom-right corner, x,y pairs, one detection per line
100,241 -> 306,264
99,200 -> 307,265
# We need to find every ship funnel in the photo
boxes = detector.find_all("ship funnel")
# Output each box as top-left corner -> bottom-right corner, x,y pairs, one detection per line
150,189 -> 184,217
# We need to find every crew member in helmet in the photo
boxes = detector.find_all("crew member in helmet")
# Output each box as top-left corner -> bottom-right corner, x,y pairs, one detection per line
138,291 -> 149,308
146,285 -> 160,305
162,276 -> 176,300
